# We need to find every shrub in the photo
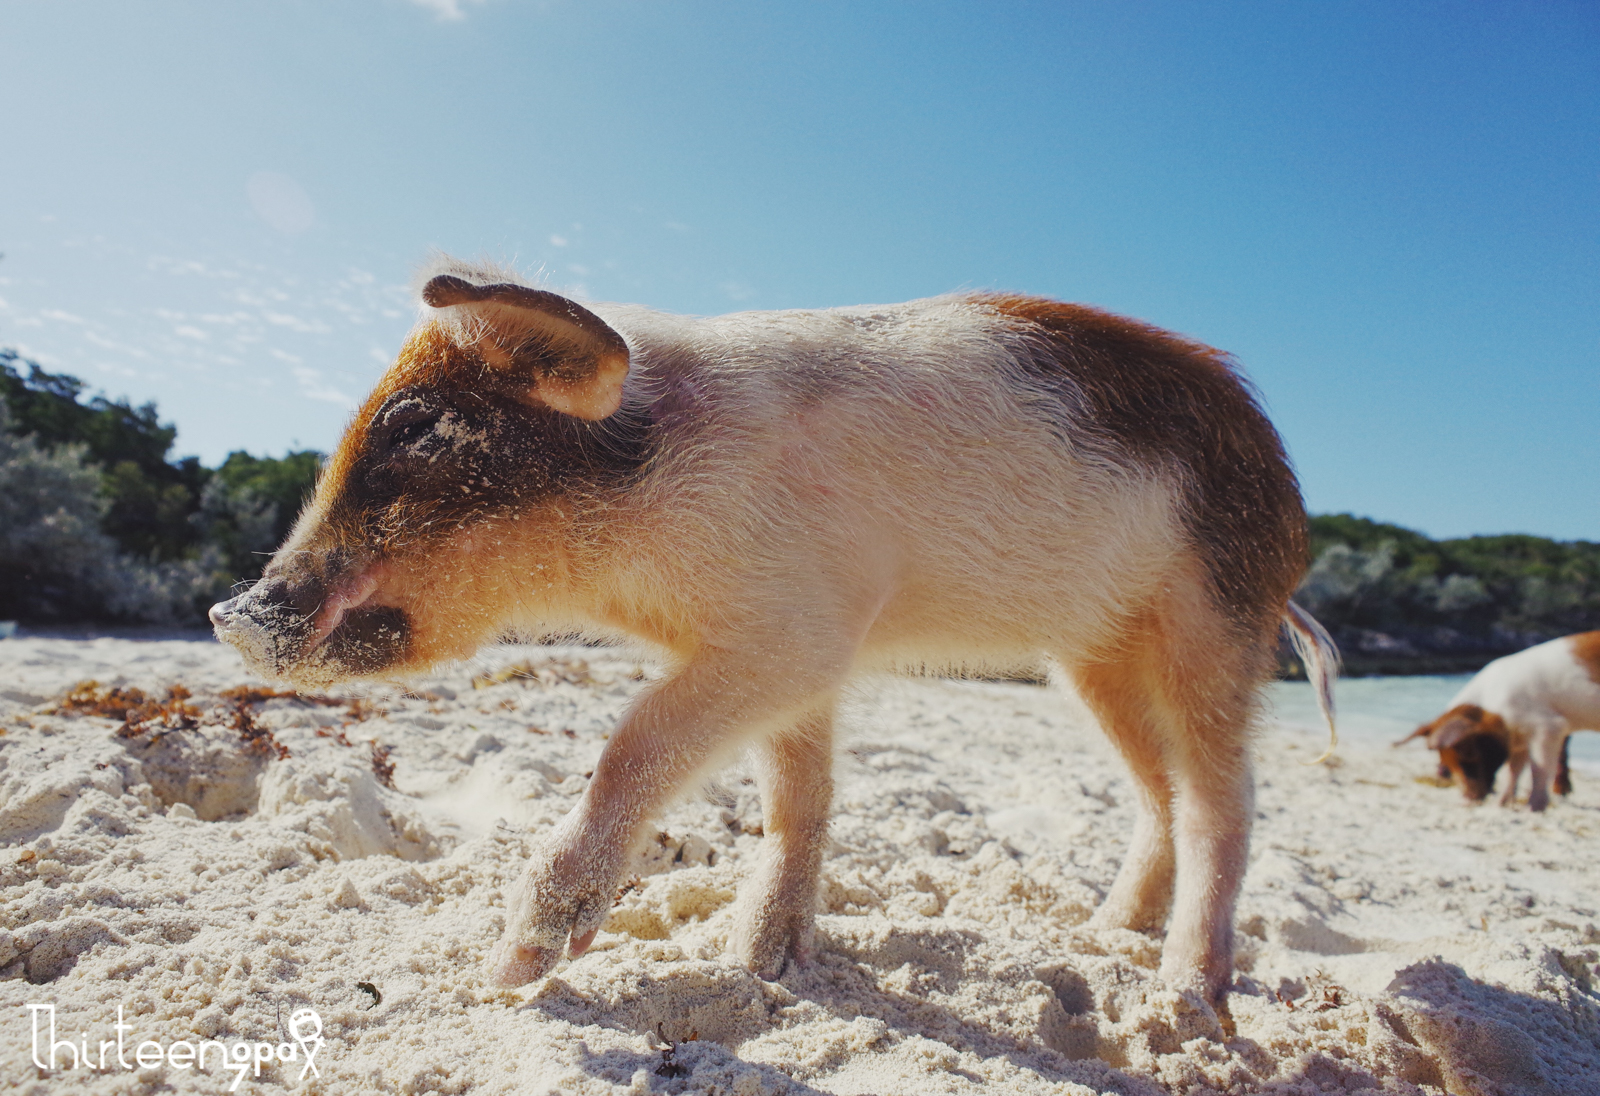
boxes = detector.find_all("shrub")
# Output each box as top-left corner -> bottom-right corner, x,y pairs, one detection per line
1,349 -> 208,562
1298,514 -> 1600,672
196,449 -> 321,580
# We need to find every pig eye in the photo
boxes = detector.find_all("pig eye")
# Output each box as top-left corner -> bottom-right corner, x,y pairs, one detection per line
389,418 -> 437,448
380,398 -> 441,452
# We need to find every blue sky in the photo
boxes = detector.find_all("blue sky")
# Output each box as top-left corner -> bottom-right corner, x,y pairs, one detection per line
1,1 -> 1595,539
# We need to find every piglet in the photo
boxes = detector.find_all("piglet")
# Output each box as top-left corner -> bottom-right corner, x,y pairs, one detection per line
1398,632 -> 1597,809
211,259 -> 1338,1002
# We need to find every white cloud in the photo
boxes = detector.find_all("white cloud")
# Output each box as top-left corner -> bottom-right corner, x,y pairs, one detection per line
7,231 -> 422,461
292,366 -> 354,407
148,256 -> 240,280
411,0 -> 489,20
229,287 -> 292,306
549,234 -> 568,247
83,332 -> 151,359
263,311 -> 331,334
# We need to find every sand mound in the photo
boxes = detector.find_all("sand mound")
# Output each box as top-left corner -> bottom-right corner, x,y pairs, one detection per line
1,636 -> 1597,1095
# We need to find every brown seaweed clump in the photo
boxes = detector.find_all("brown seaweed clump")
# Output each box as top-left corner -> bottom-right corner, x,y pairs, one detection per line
51,680 -> 288,759
51,681 -> 201,737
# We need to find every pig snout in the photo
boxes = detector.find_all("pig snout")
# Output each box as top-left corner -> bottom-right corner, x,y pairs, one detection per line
210,566 -> 410,684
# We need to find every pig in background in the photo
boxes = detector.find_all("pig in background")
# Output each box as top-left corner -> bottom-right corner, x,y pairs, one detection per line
211,257 -> 1338,1003
1398,631 -> 1599,809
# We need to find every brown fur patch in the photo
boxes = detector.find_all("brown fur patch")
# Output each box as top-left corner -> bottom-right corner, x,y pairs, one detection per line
1438,735 -> 1509,801
313,322 -> 650,553
1571,630 -> 1600,686
974,295 -> 1306,630
315,324 -> 485,525
1422,704 -> 1511,746
1414,704 -> 1511,800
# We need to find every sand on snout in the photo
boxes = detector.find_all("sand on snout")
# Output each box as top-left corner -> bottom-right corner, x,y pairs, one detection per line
1,634 -> 1597,1096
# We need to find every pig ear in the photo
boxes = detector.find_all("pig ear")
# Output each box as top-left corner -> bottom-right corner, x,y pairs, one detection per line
1428,712 -> 1480,750
1393,723 -> 1433,748
422,275 -> 630,420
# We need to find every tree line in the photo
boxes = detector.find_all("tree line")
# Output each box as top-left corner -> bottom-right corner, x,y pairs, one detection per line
1295,513 -> 1600,674
1,348 -> 318,623
3,348 -> 1597,670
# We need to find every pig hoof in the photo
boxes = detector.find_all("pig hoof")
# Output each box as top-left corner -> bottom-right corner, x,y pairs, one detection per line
1089,901 -> 1165,934
1156,956 -> 1231,1006
746,942 -> 810,981
487,941 -> 560,987
735,909 -> 814,980
569,927 -> 599,956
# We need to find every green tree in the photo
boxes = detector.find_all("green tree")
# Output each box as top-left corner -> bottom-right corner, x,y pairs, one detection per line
1,349 -> 325,621
1,349 -> 208,561
197,449 -> 323,580
1300,513 -> 1600,672
0,399 -> 222,622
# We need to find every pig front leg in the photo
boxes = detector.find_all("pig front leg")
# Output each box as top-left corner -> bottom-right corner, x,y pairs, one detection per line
733,709 -> 834,979
488,792 -> 633,986
1498,741 -> 1529,807
487,641 -> 850,987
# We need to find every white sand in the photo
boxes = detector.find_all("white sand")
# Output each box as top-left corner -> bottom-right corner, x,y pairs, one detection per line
2,635 -> 1598,1096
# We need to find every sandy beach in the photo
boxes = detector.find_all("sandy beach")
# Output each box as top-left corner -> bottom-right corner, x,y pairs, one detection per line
2,634 -> 1598,1095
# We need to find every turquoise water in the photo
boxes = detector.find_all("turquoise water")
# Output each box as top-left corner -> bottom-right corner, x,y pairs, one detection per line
1267,674 -> 1600,771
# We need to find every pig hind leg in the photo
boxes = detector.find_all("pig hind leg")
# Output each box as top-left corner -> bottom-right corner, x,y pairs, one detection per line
1159,639 -> 1261,1000
1074,654 -> 1177,932
1070,586 -> 1268,1001
1527,723 -> 1570,812
733,708 -> 835,979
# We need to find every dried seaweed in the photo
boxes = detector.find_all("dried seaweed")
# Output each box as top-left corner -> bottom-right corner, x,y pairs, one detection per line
52,680 -> 201,738
50,679 -> 404,778
1276,971 -> 1349,1012
370,740 -> 397,789
227,698 -> 291,760
218,685 -> 301,705
341,698 -> 383,724
51,679 -> 292,758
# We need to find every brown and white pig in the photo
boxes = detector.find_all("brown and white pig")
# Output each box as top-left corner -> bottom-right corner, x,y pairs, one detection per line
210,258 -> 1338,1002
1397,631 -> 1598,809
